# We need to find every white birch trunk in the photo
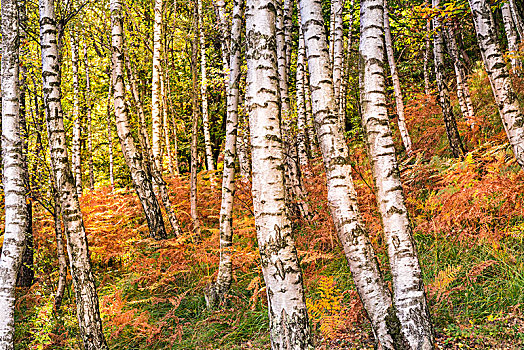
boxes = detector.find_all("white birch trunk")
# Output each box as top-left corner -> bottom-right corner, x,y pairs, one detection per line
360,1 -> 435,348
331,0 -> 344,128
246,1 -> 313,347
0,0 -> 29,346
433,0 -> 466,158
71,34 -> 82,197
151,0 -> 163,171
298,0 -> 402,347
211,0 -> 244,305
110,0 -> 168,239
107,82 -> 114,187
237,109 -> 251,182
161,66 -> 175,176
384,2 -> 413,154
423,0 -> 431,95
469,0 -> 524,166
84,41 -> 95,189
502,1 -> 520,70
199,0 -> 215,172
191,8 -> 202,236
39,1 -> 108,348
509,0 -> 524,41
296,26 -> 310,169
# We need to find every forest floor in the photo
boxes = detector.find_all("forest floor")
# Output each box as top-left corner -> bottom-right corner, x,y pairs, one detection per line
13,70 -> 524,349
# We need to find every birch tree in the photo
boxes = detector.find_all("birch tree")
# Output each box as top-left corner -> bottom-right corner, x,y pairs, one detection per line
83,39 -> 95,189
107,80 -> 114,187
331,0 -> 344,125
71,33 -> 82,197
384,2 -> 412,154
298,0 -> 404,347
509,0 -> 524,40
40,0 -> 107,348
296,25 -> 310,169
469,0 -> 524,166
433,0 -> 466,158
0,0 -> 30,346
423,0 -> 431,95
360,1 -> 435,348
199,0 -> 215,172
502,1 -> 520,71
110,0 -> 168,239
210,0 -> 244,305
151,0 -> 163,170
246,0 -> 313,347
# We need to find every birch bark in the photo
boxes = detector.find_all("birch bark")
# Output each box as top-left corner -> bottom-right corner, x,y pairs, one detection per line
84,41 -> 95,189
502,1 -> 520,70
296,25 -> 310,169
151,0 -> 163,170
110,0 -> 168,239
331,0 -> 344,127
509,0 -> 524,40
298,0 -> 402,347
433,0 -> 466,158
0,0 -> 29,346
246,0 -> 313,346
469,0 -> 524,166
71,34 -> 83,197
384,2 -> 412,154
107,81 -> 114,187
423,0 -> 431,95
360,1 -> 435,348
40,0 -> 108,348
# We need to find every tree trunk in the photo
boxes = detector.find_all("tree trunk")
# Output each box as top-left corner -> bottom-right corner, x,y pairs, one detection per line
296,25 -> 310,169
125,48 -> 182,237
107,80 -> 114,187
110,0 -> 168,239
52,186 -> 68,311
40,1 -> 108,348
433,0 -> 466,158
246,1 -> 313,347
0,0 -> 30,346
84,40 -> 95,190
210,0 -> 244,306
71,33 -> 83,197
237,108 -> 251,182
424,0 -> 431,95
445,24 -> 475,127
338,0 -> 355,123
360,1 -> 435,348
17,0 -> 34,288
384,2 -> 413,154
298,0 -> 401,347
199,0 -> 215,172
469,0 -> 524,166
161,66 -> 175,176
509,0 -> 524,40
191,4 -> 202,237
502,1 -> 521,71
331,0 -> 344,128
151,0 -> 163,171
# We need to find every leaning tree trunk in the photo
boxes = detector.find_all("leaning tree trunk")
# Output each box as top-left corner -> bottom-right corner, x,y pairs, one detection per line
0,0 -> 30,346
110,0 -> 168,239
151,0 -> 163,171
445,25 -> 475,127
469,0 -> 524,166
360,1 -> 435,348
210,0 -> 244,306
199,0 -> 215,172
433,0 -> 466,158
71,33 -> 83,197
84,40 -> 95,189
246,0 -> 313,347
298,0 -> 402,347
191,4 -> 202,236
502,1 -> 521,71
40,1 -> 108,348
384,2 -> 412,154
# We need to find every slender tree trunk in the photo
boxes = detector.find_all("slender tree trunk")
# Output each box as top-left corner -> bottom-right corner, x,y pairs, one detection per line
360,2 -> 435,348
151,0 -> 163,171
433,0 -> 466,158
107,80 -> 114,187
502,1 -> 521,71
237,107 -> 251,182
161,66 -> 175,176
296,25 -> 310,169
424,0 -> 431,95
331,0 -> 344,128
125,48 -> 181,236
445,25 -> 475,127
338,0 -> 355,122
110,0 -> 168,239
209,0 -> 244,306
39,1 -> 108,348
166,79 -> 180,176
191,5 -> 202,236
384,2 -> 413,154
246,0 -> 313,347
509,0 -> 524,40
17,0 -> 34,288
0,0 -> 30,346
298,0 -> 401,347
52,187 -> 68,311
469,0 -> 524,166
199,0 -> 215,172
277,0 -> 311,219
71,33 -> 83,197
84,40 -> 95,189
